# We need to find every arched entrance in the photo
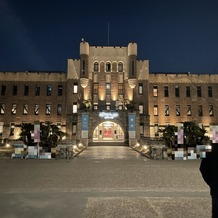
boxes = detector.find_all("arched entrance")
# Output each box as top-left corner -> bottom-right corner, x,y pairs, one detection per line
93,121 -> 124,142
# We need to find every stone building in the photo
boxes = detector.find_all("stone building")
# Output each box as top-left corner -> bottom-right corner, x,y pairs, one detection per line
0,40 -> 217,146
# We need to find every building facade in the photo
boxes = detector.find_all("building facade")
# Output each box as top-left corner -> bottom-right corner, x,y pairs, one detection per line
0,40 -> 217,145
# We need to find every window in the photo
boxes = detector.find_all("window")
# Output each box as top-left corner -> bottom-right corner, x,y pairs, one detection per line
208,86 -> 213,97
72,123 -> 77,135
138,83 -> 143,95
175,86 -> 180,97
93,104 -> 98,110
176,105 -> 180,116
47,85 -> 52,96
35,85 -> 40,96
73,103 -> 77,114
106,62 -> 111,72
140,123 -> 144,135
24,85 -> 29,96
0,104 -> 5,115
1,85 -> 6,95
187,105 -> 192,116
0,122 -> 3,136
93,83 -> 99,94
165,105 -> 169,116
106,83 -> 111,95
118,62 -> 123,72
153,85 -> 158,97
82,60 -> 85,75
57,104 -> 62,115
11,104 -> 17,115
139,104 -> 143,114
164,86 -> 169,97
131,60 -> 135,76
154,105 -> 158,116
106,103 -> 111,110
73,83 -> 78,94
118,83 -> 123,95
197,86 -> 202,97
46,104 -> 51,115
209,105 -> 214,116
58,85 -> 63,96
198,105 -> 203,116
154,123 -> 159,137
94,62 -> 99,72
34,104 -> 39,115
186,86 -> 191,97
13,85 -> 17,95
9,122 -> 15,136
23,104 -> 28,115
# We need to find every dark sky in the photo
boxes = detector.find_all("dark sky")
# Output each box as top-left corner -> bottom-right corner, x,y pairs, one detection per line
1,0 -> 218,73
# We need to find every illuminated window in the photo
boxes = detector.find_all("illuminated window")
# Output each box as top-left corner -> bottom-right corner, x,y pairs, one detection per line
72,123 -> 77,135
0,104 -> 5,115
209,105 -> 214,116
11,104 -> 17,115
34,104 -> 39,115
154,105 -> 158,116
73,83 -> 78,94
140,123 -> 144,135
94,104 -> 98,110
139,104 -> 143,114
154,123 -> 159,136
176,105 -> 180,116
47,85 -> 52,96
187,105 -> 192,116
46,104 -> 51,115
23,104 -> 28,115
165,105 -> 169,116
73,103 -> 77,114
153,85 -> 158,97
106,83 -> 111,95
164,86 -> 169,97
139,83 -> 143,95
106,103 -> 110,110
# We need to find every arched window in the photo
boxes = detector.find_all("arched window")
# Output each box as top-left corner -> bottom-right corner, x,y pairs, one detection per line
118,62 -> 123,72
106,62 -> 111,72
94,62 -> 99,72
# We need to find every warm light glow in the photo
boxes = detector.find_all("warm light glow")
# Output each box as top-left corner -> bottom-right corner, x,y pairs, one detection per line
5,143 -> 10,148
99,93 -> 105,101
80,78 -> 89,88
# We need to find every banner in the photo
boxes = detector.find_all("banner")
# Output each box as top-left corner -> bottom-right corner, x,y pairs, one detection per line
34,121 -> 40,142
81,113 -> 89,138
128,113 -> 136,139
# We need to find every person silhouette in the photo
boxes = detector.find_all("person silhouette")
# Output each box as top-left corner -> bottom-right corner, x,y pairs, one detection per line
200,143 -> 218,218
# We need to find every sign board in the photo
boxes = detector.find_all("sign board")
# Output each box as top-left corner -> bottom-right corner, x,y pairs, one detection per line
128,113 -> 136,139
81,113 -> 89,138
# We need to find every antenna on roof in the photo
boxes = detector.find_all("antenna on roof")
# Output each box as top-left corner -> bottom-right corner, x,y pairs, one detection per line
107,22 -> 110,46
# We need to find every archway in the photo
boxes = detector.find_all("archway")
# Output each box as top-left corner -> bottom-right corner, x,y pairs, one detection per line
93,121 -> 124,142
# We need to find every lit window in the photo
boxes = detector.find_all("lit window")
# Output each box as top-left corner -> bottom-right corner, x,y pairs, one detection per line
0,122 -> 3,136
209,105 -> 214,116
154,123 -> 159,136
139,104 -> 143,114
73,83 -> 78,94
0,104 -> 5,115
153,85 -> 158,97
23,104 -> 28,115
94,104 -> 98,110
187,105 -> 192,116
73,103 -> 77,114
11,104 -> 17,115
46,104 -> 51,115
176,105 -> 180,116
47,85 -> 52,96
140,123 -> 144,135
72,123 -> 77,135
165,105 -> 169,116
34,104 -> 39,115
106,103 -> 110,110
139,83 -> 143,95
106,83 -> 111,95
57,104 -> 62,115
154,105 -> 158,116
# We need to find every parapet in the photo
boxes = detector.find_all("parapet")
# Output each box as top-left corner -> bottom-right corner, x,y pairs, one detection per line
80,40 -> 89,55
128,42 -> 137,56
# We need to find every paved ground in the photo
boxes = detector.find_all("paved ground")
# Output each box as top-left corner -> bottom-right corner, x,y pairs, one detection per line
0,146 -> 211,218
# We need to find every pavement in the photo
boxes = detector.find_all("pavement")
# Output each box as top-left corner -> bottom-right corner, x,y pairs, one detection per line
0,146 -> 212,218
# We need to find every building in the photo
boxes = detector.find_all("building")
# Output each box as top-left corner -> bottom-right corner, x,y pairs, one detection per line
0,40 -> 217,146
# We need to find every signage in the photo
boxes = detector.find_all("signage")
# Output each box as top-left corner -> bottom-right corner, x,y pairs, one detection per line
99,112 -> 119,119
34,121 -> 40,142
81,113 -> 89,138
128,113 -> 136,139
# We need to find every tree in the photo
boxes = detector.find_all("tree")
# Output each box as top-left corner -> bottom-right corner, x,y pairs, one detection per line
159,125 -> 177,148
19,123 -> 34,146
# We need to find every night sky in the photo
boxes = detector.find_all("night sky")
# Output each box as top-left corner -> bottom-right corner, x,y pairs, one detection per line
1,0 -> 218,73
